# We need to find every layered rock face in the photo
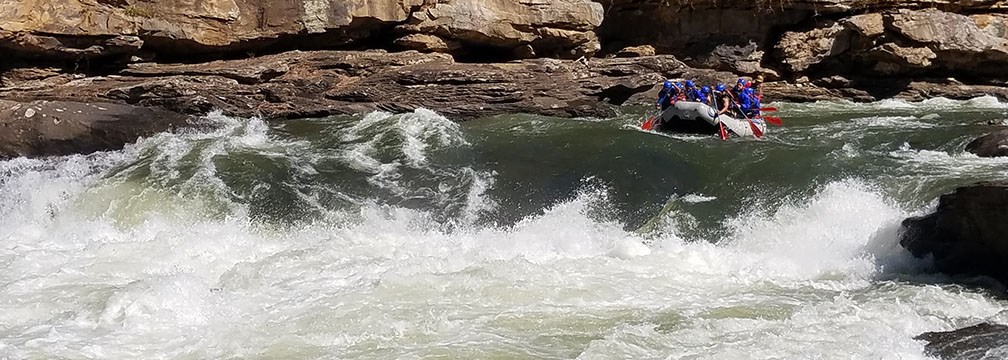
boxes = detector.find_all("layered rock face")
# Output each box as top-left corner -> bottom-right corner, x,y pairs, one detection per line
0,0 -> 603,62
0,50 -> 712,122
598,0 -> 1008,84
776,9 -> 1008,79
900,183 -> 1008,285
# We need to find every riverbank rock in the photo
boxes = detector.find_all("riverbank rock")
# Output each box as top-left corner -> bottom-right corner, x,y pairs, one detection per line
966,130 -> 1008,158
899,183 -> 1008,285
916,323 -> 1008,360
0,50 -> 696,121
0,100 -> 189,158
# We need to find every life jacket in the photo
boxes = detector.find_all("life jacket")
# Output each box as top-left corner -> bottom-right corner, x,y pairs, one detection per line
739,92 -> 752,112
657,88 -> 671,106
696,92 -> 708,104
749,93 -> 761,116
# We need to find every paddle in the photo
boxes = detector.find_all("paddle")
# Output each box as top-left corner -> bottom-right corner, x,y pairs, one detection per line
727,91 -> 763,138
641,114 -> 656,130
643,90 -> 672,130
763,116 -> 783,126
711,89 -> 729,141
741,108 -> 764,138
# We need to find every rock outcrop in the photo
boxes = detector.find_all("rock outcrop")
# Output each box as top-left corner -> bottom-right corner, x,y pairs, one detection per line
966,130 -> 1008,158
0,50 -> 706,122
772,9 -> 1008,79
916,323 -> 1008,360
0,0 -> 603,62
900,183 -> 1008,285
0,99 -> 188,158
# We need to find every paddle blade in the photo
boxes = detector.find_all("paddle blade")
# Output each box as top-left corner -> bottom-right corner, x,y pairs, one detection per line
761,107 -> 778,112
718,122 -> 728,141
763,116 -> 783,126
748,119 -> 764,138
641,116 -> 655,130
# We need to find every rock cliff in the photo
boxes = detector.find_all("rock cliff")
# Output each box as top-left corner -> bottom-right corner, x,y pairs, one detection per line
0,0 -> 603,63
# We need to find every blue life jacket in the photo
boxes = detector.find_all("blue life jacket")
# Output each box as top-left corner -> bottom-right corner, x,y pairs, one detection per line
696,93 -> 708,104
657,88 -> 670,106
739,93 -> 752,112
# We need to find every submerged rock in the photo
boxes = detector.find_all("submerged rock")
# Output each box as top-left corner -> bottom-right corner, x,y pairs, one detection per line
916,323 -> 1008,360
900,183 -> 1008,285
0,100 -> 188,158
966,130 -> 1008,158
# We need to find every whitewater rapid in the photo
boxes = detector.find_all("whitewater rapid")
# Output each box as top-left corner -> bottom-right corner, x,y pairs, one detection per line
2,99 -> 1008,358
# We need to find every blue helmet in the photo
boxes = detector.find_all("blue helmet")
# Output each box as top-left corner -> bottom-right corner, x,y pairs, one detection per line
701,86 -> 710,94
685,80 -> 695,88
716,83 -> 726,92
737,78 -> 747,85
663,80 -> 672,89
674,82 -> 683,89
744,87 -> 755,95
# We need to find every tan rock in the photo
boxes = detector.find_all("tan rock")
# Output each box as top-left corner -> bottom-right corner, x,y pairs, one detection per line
844,13 -> 884,37
972,14 -> 1008,39
400,0 -> 604,58
887,9 -> 1008,55
775,21 -> 850,73
394,34 -> 460,53
616,45 -> 656,57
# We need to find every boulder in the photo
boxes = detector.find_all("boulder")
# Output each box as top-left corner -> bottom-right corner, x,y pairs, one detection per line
0,100 -> 189,158
916,323 -> 1008,360
887,9 -> 1008,56
616,45 -> 656,57
397,0 -> 604,59
695,41 -> 778,78
966,129 -> 1008,158
775,20 -> 850,73
869,43 -> 936,74
844,13 -> 884,37
900,183 -> 1008,285
394,34 -> 460,53
885,9 -> 1008,74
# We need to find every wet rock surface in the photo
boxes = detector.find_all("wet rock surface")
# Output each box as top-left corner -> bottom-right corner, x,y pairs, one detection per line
916,323 -> 1008,360
0,99 -> 188,158
900,183 -> 1008,286
966,130 -> 1008,158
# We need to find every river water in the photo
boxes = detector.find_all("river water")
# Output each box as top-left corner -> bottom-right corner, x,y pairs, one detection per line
2,97 -> 1008,358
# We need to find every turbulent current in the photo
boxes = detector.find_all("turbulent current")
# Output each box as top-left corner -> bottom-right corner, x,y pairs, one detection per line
2,97 -> 1008,359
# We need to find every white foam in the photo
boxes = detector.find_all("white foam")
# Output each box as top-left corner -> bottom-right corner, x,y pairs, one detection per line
779,95 -> 1008,114
1,109 -> 1004,358
681,193 -> 717,203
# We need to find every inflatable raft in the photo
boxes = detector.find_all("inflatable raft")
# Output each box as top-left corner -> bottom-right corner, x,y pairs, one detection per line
652,101 -> 767,137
